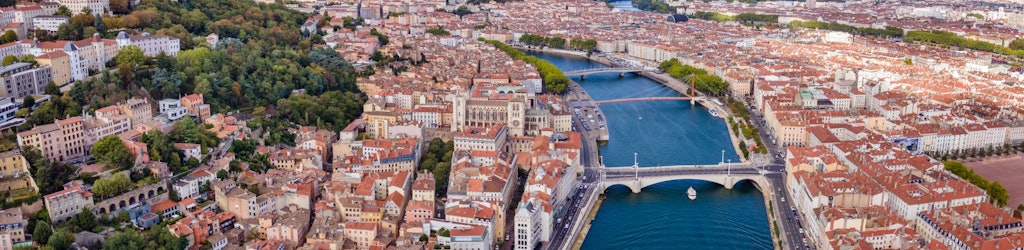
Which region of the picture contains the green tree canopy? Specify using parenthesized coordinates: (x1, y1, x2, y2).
(48, 231, 73, 250)
(91, 172, 133, 198)
(115, 45, 146, 68)
(90, 135, 134, 168)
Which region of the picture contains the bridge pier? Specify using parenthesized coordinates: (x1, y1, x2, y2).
(723, 175, 735, 190)
(618, 72, 624, 78)
(580, 75, 585, 81)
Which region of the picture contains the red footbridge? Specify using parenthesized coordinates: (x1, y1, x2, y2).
(594, 96, 702, 105)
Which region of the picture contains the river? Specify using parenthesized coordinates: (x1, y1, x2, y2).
(527, 50, 772, 249)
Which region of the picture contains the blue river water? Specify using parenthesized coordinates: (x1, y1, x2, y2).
(526, 51, 772, 249)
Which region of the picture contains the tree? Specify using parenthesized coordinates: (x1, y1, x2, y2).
(369, 28, 389, 45)
(91, 173, 133, 198)
(217, 169, 228, 179)
(432, 162, 451, 194)
(94, 13, 106, 33)
(103, 230, 148, 249)
(1011, 39, 1024, 51)
(56, 5, 72, 17)
(1, 55, 15, 66)
(21, 95, 35, 109)
(426, 26, 450, 36)
(988, 181, 1010, 207)
(33, 222, 52, 244)
(110, 0, 131, 14)
(44, 82, 60, 96)
(48, 231, 73, 250)
(91, 135, 134, 168)
(71, 208, 97, 232)
(0, 30, 15, 44)
(115, 45, 146, 69)
(186, 157, 200, 168)
(229, 160, 242, 173)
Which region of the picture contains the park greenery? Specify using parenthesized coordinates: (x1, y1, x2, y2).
(17, 0, 368, 157)
(692, 11, 736, 22)
(90, 135, 135, 169)
(904, 30, 1024, 58)
(24, 148, 76, 194)
(788, 20, 904, 38)
(420, 138, 455, 194)
(943, 160, 1010, 206)
(692, 11, 778, 26)
(1010, 39, 1024, 51)
(630, 0, 675, 14)
(480, 38, 570, 94)
(658, 58, 730, 95)
(728, 100, 766, 157)
(518, 34, 599, 55)
(102, 228, 189, 250)
(426, 26, 451, 36)
(91, 173, 133, 199)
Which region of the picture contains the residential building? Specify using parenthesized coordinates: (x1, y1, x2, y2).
(0, 97, 17, 128)
(0, 150, 28, 177)
(43, 181, 94, 223)
(34, 50, 71, 85)
(0, 62, 50, 99)
(343, 222, 377, 249)
(453, 123, 508, 153)
(179, 94, 210, 121)
(30, 15, 67, 33)
(212, 181, 274, 219)
(267, 148, 322, 172)
(174, 143, 201, 160)
(0, 208, 26, 244)
(265, 207, 311, 248)
(116, 32, 180, 57)
(450, 225, 492, 250)
(514, 198, 545, 250)
(119, 97, 152, 128)
(51, 0, 109, 15)
(17, 116, 87, 162)
(83, 105, 132, 147)
(158, 98, 188, 121)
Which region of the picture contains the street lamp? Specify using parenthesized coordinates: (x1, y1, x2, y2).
(721, 150, 725, 165)
(727, 159, 731, 176)
(633, 152, 639, 180)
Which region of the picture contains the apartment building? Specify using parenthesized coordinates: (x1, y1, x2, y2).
(120, 97, 152, 128)
(52, 0, 109, 15)
(34, 50, 71, 85)
(212, 181, 274, 219)
(179, 94, 210, 121)
(43, 181, 94, 223)
(116, 32, 180, 57)
(17, 116, 86, 162)
(0, 208, 26, 246)
(453, 123, 508, 153)
(0, 62, 50, 99)
(83, 105, 131, 147)
(0, 150, 28, 177)
(30, 15, 67, 33)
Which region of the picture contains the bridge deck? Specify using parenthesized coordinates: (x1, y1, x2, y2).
(563, 67, 645, 76)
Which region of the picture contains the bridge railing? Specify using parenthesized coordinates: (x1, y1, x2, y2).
(563, 67, 645, 75)
(602, 163, 751, 172)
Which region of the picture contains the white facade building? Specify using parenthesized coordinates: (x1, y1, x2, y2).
(116, 31, 180, 57)
(31, 16, 68, 33)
